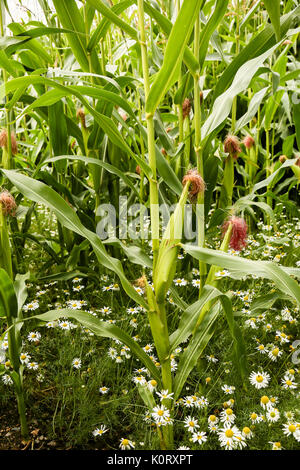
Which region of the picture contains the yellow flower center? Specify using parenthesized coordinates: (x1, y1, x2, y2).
(272, 348, 279, 356)
(261, 396, 269, 404)
(286, 380, 292, 386)
(226, 408, 233, 415)
(209, 415, 216, 422)
(243, 427, 251, 435)
(189, 421, 194, 427)
(225, 429, 234, 438)
(256, 375, 264, 383)
(251, 413, 257, 420)
(150, 380, 157, 387)
(157, 410, 164, 416)
(122, 439, 129, 446)
(288, 425, 296, 433)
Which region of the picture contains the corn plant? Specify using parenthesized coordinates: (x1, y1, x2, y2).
(0, 0, 300, 449)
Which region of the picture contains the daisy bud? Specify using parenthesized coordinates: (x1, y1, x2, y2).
(76, 108, 86, 129)
(224, 135, 241, 159)
(0, 190, 17, 217)
(182, 98, 191, 120)
(0, 129, 18, 155)
(279, 155, 287, 164)
(182, 169, 205, 202)
(221, 216, 248, 251)
(243, 135, 255, 149)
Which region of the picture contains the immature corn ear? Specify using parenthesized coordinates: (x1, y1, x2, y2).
(0, 129, 18, 155)
(291, 157, 300, 181)
(153, 171, 204, 303)
(153, 185, 188, 303)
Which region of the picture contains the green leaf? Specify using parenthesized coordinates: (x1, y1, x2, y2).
(146, 0, 203, 115)
(42, 155, 140, 198)
(264, 0, 281, 41)
(181, 245, 300, 306)
(202, 43, 279, 141)
(13, 272, 30, 314)
(199, 0, 229, 70)
(212, 6, 300, 102)
(86, 0, 138, 41)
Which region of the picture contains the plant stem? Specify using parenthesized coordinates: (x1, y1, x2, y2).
(193, 12, 206, 294)
(137, 0, 160, 269)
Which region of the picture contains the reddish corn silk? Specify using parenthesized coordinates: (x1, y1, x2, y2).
(224, 135, 241, 159)
(135, 165, 141, 175)
(76, 109, 86, 128)
(296, 157, 300, 168)
(0, 129, 18, 155)
(222, 216, 248, 251)
(0, 190, 17, 217)
(182, 168, 205, 202)
(243, 135, 255, 149)
(279, 155, 287, 164)
(182, 98, 192, 120)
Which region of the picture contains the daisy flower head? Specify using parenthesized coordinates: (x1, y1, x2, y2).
(196, 396, 209, 409)
(119, 438, 135, 450)
(173, 278, 188, 286)
(218, 422, 243, 450)
(275, 330, 290, 344)
(268, 347, 283, 362)
(151, 405, 170, 424)
(242, 427, 253, 439)
(249, 371, 270, 389)
(156, 389, 174, 401)
(2, 374, 13, 385)
(27, 331, 41, 343)
(208, 415, 219, 426)
(92, 425, 109, 437)
(260, 395, 273, 410)
(99, 386, 109, 394)
(27, 361, 39, 370)
(221, 384, 235, 395)
(133, 375, 147, 386)
(256, 343, 267, 354)
(183, 416, 200, 433)
(266, 408, 280, 423)
(281, 375, 298, 390)
(215, 270, 231, 278)
(23, 301, 39, 312)
(282, 422, 300, 440)
(269, 441, 283, 450)
(249, 412, 263, 424)
(147, 379, 158, 392)
(206, 354, 218, 363)
(220, 408, 236, 424)
(191, 431, 207, 445)
(72, 358, 82, 369)
(100, 306, 112, 315)
(20, 352, 31, 364)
